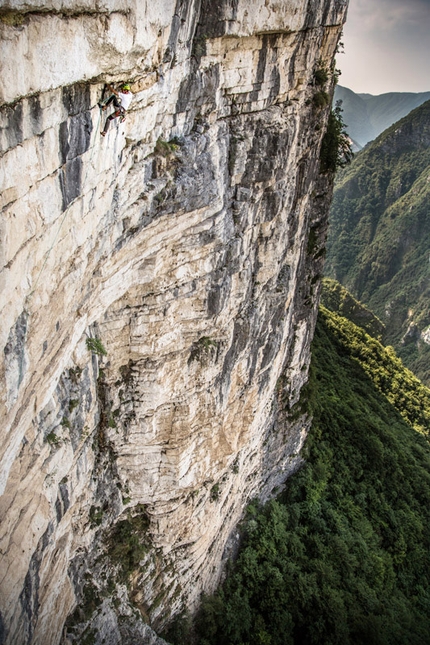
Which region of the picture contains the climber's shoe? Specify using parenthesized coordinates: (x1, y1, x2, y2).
(101, 131, 106, 137)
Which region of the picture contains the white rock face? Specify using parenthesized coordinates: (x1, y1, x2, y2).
(0, 1, 347, 643)
(421, 326, 430, 345)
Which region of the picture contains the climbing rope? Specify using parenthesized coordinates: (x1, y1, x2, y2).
(28, 102, 102, 298)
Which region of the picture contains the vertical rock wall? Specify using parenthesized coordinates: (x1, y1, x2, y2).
(0, 1, 347, 643)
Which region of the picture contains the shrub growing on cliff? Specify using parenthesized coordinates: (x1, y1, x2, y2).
(86, 336, 107, 357)
(155, 137, 180, 157)
(320, 101, 353, 173)
(0, 11, 25, 26)
(45, 431, 61, 448)
(313, 90, 330, 108)
(210, 484, 220, 502)
(189, 336, 218, 363)
(107, 505, 150, 582)
(314, 65, 329, 86)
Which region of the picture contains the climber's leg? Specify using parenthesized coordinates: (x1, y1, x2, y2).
(101, 109, 122, 136)
(101, 112, 116, 135)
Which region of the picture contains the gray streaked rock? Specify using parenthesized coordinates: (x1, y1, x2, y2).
(0, 1, 346, 643)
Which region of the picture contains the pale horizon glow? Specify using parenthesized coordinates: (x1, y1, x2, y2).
(339, 0, 430, 95)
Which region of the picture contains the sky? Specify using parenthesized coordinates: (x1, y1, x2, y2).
(339, 0, 430, 95)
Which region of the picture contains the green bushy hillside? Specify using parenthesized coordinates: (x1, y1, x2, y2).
(326, 100, 430, 384)
(167, 307, 430, 645)
(321, 277, 385, 339)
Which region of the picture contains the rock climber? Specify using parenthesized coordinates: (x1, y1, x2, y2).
(100, 83, 133, 136)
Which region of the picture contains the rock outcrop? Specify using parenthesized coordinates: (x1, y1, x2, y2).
(0, 1, 347, 643)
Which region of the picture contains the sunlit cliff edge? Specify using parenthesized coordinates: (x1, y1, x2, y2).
(0, 1, 347, 643)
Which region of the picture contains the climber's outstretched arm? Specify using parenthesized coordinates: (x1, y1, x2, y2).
(106, 83, 119, 96)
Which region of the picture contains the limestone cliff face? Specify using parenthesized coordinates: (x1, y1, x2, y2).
(0, 1, 347, 643)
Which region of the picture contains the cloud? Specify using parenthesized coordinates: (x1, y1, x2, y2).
(347, 0, 430, 31)
(339, 0, 430, 93)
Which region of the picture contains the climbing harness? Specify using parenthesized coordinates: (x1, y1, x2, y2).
(100, 83, 130, 136)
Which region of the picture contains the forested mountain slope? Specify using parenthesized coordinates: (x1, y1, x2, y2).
(326, 99, 430, 384)
(166, 305, 430, 645)
(320, 277, 385, 339)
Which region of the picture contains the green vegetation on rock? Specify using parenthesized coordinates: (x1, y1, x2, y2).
(86, 336, 108, 357)
(326, 99, 430, 384)
(176, 307, 430, 645)
(107, 504, 151, 583)
(319, 102, 353, 173)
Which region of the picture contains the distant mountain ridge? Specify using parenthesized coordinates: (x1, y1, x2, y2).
(326, 99, 430, 385)
(334, 85, 430, 149)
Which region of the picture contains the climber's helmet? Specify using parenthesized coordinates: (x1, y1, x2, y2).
(122, 84, 131, 92)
